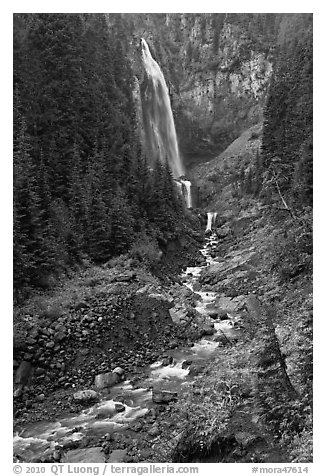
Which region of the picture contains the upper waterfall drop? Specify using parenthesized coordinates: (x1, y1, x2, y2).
(140, 38, 185, 179)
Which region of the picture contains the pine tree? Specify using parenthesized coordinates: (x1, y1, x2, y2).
(261, 15, 312, 210)
(86, 192, 112, 263)
(108, 190, 135, 256)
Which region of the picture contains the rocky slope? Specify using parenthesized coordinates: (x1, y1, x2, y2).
(189, 122, 262, 212)
(13, 231, 206, 427)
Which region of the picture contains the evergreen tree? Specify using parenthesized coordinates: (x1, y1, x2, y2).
(108, 190, 135, 256)
(261, 15, 312, 210)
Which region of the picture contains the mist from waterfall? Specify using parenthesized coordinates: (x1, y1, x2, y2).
(141, 38, 184, 178)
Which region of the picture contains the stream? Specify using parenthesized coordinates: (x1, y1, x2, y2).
(13, 233, 240, 463)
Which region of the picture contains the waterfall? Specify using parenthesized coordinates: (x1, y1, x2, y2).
(175, 181, 183, 196)
(180, 179, 192, 208)
(141, 38, 184, 179)
(174, 180, 192, 208)
(205, 212, 218, 232)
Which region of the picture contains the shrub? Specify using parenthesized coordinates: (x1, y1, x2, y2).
(268, 209, 312, 282)
(129, 233, 161, 268)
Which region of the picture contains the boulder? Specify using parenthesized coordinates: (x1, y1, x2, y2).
(234, 432, 262, 448)
(94, 372, 120, 389)
(169, 308, 188, 324)
(216, 226, 230, 239)
(192, 282, 202, 292)
(152, 390, 177, 404)
(75, 301, 87, 311)
(107, 449, 128, 463)
(188, 362, 206, 376)
(213, 334, 228, 345)
(217, 312, 228, 320)
(95, 408, 116, 419)
(161, 356, 173, 366)
(54, 330, 66, 342)
(181, 360, 192, 369)
(62, 447, 105, 463)
(115, 403, 125, 413)
(26, 337, 37, 345)
(13, 386, 23, 398)
(73, 390, 98, 403)
(206, 308, 219, 319)
(114, 271, 136, 282)
(112, 367, 124, 377)
(169, 340, 178, 349)
(149, 293, 174, 304)
(148, 425, 161, 437)
(217, 296, 238, 314)
(15, 361, 33, 386)
(202, 326, 215, 336)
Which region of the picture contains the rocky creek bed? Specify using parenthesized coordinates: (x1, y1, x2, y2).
(14, 228, 246, 463)
(14, 209, 305, 463)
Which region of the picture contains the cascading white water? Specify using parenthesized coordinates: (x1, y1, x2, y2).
(175, 181, 183, 196)
(174, 180, 192, 208)
(205, 212, 218, 232)
(180, 179, 192, 208)
(141, 38, 184, 178)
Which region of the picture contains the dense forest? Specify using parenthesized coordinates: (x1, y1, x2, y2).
(13, 13, 185, 298)
(237, 14, 313, 283)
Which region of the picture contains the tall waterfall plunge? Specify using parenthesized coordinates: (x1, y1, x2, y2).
(141, 38, 192, 207)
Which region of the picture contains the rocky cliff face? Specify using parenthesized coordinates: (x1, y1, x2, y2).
(125, 13, 278, 169)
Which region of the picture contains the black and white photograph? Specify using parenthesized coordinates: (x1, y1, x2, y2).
(12, 8, 313, 467)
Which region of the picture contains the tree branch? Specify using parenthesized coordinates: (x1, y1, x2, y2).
(272, 172, 295, 219)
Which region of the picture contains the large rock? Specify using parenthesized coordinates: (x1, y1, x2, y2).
(112, 367, 125, 377)
(216, 226, 230, 239)
(234, 432, 262, 448)
(206, 308, 219, 319)
(169, 308, 188, 324)
(73, 390, 98, 403)
(107, 449, 128, 463)
(188, 362, 207, 376)
(182, 360, 192, 369)
(201, 326, 215, 336)
(213, 334, 228, 345)
(15, 361, 33, 386)
(94, 372, 120, 389)
(148, 424, 161, 437)
(149, 292, 174, 304)
(192, 282, 202, 292)
(161, 356, 173, 366)
(114, 271, 136, 282)
(62, 447, 105, 463)
(217, 296, 239, 313)
(152, 390, 177, 404)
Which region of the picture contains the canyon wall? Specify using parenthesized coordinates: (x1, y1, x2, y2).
(122, 13, 278, 169)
